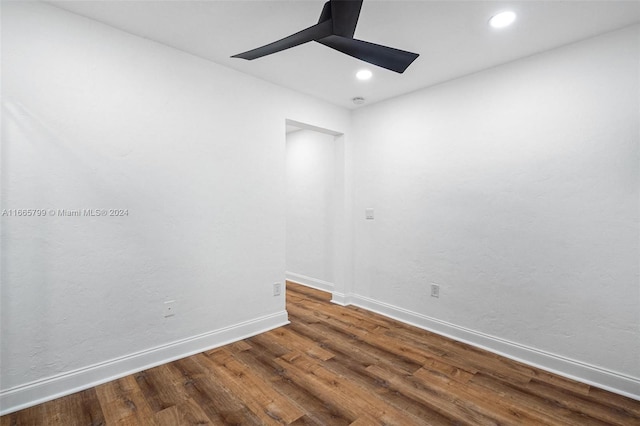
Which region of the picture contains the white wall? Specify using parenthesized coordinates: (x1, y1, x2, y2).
(350, 25, 639, 397)
(286, 129, 337, 290)
(0, 1, 349, 413)
(2, 0, 638, 411)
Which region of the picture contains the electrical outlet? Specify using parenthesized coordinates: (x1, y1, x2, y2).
(365, 208, 375, 220)
(430, 284, 440, 298)
(273, 282, 282, 296)
(164, 300, 176, 317)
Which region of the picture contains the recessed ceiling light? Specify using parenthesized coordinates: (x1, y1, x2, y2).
(489, 11, 516, 29)
(356, 69, 372, 80)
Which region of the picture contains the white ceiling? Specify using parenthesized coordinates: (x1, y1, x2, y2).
(48, 0, 640, 109)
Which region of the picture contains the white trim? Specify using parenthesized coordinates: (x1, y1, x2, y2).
(348, 293, 640, 401)
(330, 292, 353, 306)
(0, 311, 289, 415)
(285, 119, 343, 137)
(285, 272, 334, 292)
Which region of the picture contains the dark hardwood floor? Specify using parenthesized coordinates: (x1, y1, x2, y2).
(2, 281, 639, 425)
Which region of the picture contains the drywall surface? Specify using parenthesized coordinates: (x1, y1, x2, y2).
(350, 25, 639, 385)
(0, 1, 349, 411)
(286, 129, 337, 288)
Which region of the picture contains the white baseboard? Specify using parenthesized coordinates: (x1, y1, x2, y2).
(285, 271, 334, 293)
(0, 311, 289, 416)
(330, 291, 352, 306)
(348, 293, 640, 401)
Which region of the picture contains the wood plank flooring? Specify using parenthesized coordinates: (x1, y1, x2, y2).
(2, 282, 639, 425)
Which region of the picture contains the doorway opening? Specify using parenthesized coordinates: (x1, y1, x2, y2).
(284, 119, 349, 303)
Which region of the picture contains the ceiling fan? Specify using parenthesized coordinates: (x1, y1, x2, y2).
(231, 0, 419, 74)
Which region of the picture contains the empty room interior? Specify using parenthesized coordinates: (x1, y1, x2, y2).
(1, 0, 639, 424)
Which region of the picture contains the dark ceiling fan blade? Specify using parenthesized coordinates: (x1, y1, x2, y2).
(317, 35, 419, 73)
(330, 0, 363, 38)
(232, 0, 420, 72)
(232, 20, 333, 60)
(317, 1, 332, 24)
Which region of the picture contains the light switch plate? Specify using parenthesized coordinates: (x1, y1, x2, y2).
(365, 208, 374, 220)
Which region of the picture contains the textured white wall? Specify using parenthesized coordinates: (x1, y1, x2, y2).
(351, 25, 639, 383)
(286, 129, 337, 286)
(0, 1, 349, 408)
(2, 0, 638, 409)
